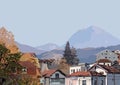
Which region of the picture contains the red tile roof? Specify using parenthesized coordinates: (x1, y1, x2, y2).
(99, 65, 120, 73)
(19, 61, 37, 75)
(69, 71, 104, 77)
(42, 69, 56, 77)
(96, 59, 112, 63)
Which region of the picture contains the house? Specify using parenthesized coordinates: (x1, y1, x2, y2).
(96, 59, 112, 66)
(19, 53, 41, 85)
(19, 61, 41, 85)
(89, 64, 120, 85)
(96, 49, 118, 63)
(70, 63, 89, 74)
(19, 61, 40, 77)
(66, 71, 106, 85)
(41, 69, 66, 85)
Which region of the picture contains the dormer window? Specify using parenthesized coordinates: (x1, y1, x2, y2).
(22, 67, 27, 73)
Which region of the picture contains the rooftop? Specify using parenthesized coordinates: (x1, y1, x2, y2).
(69, 71, 105, 77)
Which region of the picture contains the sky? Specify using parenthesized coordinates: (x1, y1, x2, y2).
(0, 0, 120, 47)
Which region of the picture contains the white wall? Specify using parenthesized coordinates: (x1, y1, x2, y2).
(51, 71, 65, 78)
(66, 76, 105, 85)
(78, 77, 91, 85)
(70, 64, 87, 74)
(70, 66, 82, 74)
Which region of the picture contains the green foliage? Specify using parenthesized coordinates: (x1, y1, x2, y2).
(0, 44, 23, 84)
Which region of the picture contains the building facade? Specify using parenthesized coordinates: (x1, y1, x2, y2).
(41, 69, 66, 85)
(66, 71, 106, 85)
(70, 63, 88, 74)
(89, 64, 120, 85)
(96, 49, 118, 63)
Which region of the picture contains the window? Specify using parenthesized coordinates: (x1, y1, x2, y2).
(82, 80, 86, 85)
(101, 80, 104, 85)
(22, 67, 27, 74)
(22, 67, 27, 73)
(73, 69, 75, 73)
(94, 79, 97, 85)
(55, 73, 59, 78)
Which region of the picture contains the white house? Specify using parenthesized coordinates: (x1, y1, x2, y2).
(96, 59, 112, 66)
(41, 69, 66, 85)
(96, 49, 118, 63)
(89, 64, 120, 85)
(66, 71, 106, 85)
(70, 63, 88, 74)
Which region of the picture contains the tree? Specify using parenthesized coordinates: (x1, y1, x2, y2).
(63, 41, 79, 65)
(58, 57, 70, 75)
(71, 47, 79, 65)
(0, 44, 22, 84)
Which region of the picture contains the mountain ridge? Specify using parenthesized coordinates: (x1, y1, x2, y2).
(16, 42, 45, 55)
(36, 43, 60, 51)
(38, 44, 120, 63)
(69, 26, 120, 48)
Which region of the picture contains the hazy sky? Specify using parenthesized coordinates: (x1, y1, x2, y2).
(0, 0, 120, 47)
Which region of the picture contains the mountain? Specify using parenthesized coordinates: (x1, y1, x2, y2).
(36, 43, 60, 51)
(16, 42, 45, 55)
(69, 26, 120, 48)
(38, 44, 120, 63)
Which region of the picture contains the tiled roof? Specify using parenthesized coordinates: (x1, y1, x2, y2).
(96, 59, 112, 63)
(19, 61, 37, 75)
(99, 65, 120, 73)
(89, 64, 120, 73)
(42, 69, 56, 77)
(39, 59, 55, 63)
(69, 71, 104, 77)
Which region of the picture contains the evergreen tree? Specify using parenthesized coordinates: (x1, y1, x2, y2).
(63, 41, 79, 65)
(71, 47, 79, 65)
(63, 41, 71, 61)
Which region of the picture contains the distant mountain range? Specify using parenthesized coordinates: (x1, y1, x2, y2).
(69, 26, 120, 48)
(16, 42, 61, 55)
(38, 44, 120, 63)
(36, 43, 60, 51)
(16, 42, 45, 55)
(1, 26, 120, 63)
